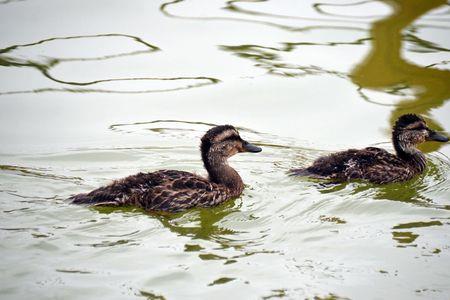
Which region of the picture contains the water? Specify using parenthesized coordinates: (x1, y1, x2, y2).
(1, 0, 450, 299)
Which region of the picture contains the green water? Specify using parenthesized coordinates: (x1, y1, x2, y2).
(1, 0, 450, 299)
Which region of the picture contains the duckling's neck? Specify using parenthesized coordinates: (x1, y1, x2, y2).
(393, 135, 426, 173)
(203, 151, 244, 194)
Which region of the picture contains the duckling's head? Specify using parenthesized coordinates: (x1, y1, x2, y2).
(201, 125, 262, 162)
(393, 114, 448, 151)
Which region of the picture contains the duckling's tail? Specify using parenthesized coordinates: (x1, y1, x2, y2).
(289, 168, 313, 177)
(69, 193, 93, 204)
(69, 193, 124, 207)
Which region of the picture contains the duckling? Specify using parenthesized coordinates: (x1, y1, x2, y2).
(291, 114, 448, 184)
(70, 125, 262, 213)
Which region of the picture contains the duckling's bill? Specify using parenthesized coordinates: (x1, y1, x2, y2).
(243, 141, 262, 153)
(427, 130, 449, 142)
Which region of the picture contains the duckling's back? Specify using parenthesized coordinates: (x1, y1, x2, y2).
(70, 170, 232, 212)
(292, 147, 417, 184)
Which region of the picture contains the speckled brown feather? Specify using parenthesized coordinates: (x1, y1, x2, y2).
(70, 170, 234, 212)
(293, 147, 419, 184)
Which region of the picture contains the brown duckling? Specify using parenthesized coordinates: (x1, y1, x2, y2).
(70, 125, 262, 212)
(291, 114, 449, 184)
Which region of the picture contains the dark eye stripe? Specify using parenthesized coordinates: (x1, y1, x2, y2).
(408, 122, 427, 130)
(223, 136, 241, 142)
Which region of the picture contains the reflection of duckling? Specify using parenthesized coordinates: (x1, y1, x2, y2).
(70, 125, 262, 212)
(291, 114, 449, 184)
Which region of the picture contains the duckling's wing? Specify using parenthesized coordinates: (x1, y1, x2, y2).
(303, 149, 361, 178)
(345, 148, 409, 183)
(137, 171, 231, 212)
(71, 170, 232, 212)
(141, 187, 230, 212)
(302, 147, 411, 183)
(359, 147, 404, 167)
(69, 172, 165, 206)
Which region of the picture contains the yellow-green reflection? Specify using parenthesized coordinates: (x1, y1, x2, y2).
(392, 220, 443, 247)
(351, 0, 450, 152)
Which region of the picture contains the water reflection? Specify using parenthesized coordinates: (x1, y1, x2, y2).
(139, 290, 167, 300)
(0, 164, 83, 183)
(0, 0, 25, 4)
(93, 199, 272, 257)
(160, 0, 368, 32)
(220, 28, 367, 77)
(313, 1, 386, 19)
(155, 203, 240, 241)
(109, 119, 263, 139)
(351, 0, 450, 152)
(0, 34, 219, 95)
(392, 220, 443, 248)
(160, 0, 304, 32)
(223, 0, 369, 24)
(216, 0, 449, 153)
(0, 77, 219, 95)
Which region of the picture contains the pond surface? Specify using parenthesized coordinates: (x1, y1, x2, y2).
(1, 0, 450, 299)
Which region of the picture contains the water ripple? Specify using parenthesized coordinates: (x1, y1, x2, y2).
(0, 34, 220, 95)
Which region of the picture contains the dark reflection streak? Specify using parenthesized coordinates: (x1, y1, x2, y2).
(110, 119, 217, 131)
(6, 192, 59, 200)
(393, 221, 443, 229)
(48, 50, 154, 64)
(435, 150, 450, 163)
(0, 227, 38, 231)
(220, 33, 369, 77)
(0, 33, 222, 94)
(109, 119, 261, 134)
(0, 34, 160, 86)
(313, 0, 386, 19)
(224, 36, 371, 52)
(0, 189, 17, 193)
(160, 0, 367, 33)
(224, 0, 368, 23)
(356, 87, 397, 107)
(0, 164, 83, 183)
(0, 0, 25, 4)
(55, 269, 93, 274)
(161, 0, 304, 32)
(355, 85, 433, 108)
(0, 33, 159, 55)
(404, 33, 450, 53)
(103, 230, 140, 237)
(23, 74, 218, 87)
(391, 221, 444, 247)
(358, 85, 450, 111)
(0, 77, 218, 95)
(314, 1, 450, 24)
(426, 60, 450, 68)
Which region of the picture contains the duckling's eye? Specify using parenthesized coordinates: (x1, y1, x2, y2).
(221, 143, 231, 151)
(411, 124, 426, 131)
